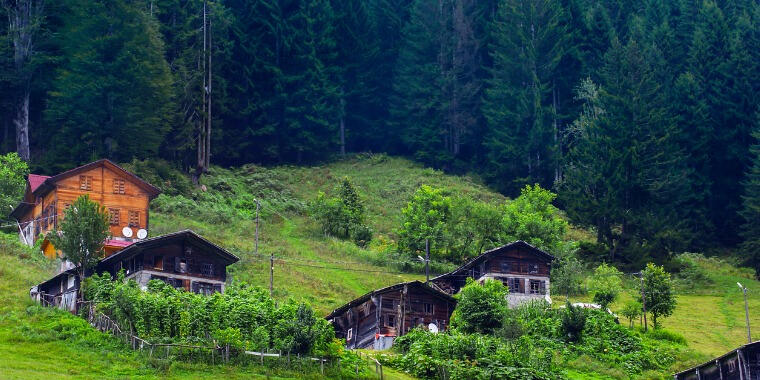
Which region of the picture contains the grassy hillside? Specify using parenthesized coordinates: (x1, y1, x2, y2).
(138, 154, 505, 315)
(3, 154, 760, 379)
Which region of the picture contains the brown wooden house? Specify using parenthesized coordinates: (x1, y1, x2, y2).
(326, 281, 457, 350)
(9, 159, 160, 258)
(432, 240, 554, 307)
(674, 340, 760, 379)
(32, 230, 239, 311)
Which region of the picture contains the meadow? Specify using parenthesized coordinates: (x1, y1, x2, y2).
(2, 155, 760, 379)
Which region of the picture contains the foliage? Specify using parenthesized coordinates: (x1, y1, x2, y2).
(397, 185, 452, 258)
(388, 328, 561, 380)
(588, 263, 623, 309)
(83, 275, 337, 357)
(450, 278, 509, 334)
(621, 301, 642, 328)
(308, 177, 372, 246)
(561, 301, 587, 342)
(501, 185, 568, 253)
(641, 263, 677, 329)
(47, 195, 110, 285)
(551, 255, 586, 297)
(0, 152, 28, 222)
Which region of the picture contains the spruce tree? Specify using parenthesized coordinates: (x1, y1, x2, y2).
(561, 38, 689, 261)
(741, 111, 760, 270)
(481, 0, 567, 193)
(45, 0, 174, 165)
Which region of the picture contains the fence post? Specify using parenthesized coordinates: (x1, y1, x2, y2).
(320, 358, 324, 375)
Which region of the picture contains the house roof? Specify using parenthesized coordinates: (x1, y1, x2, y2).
(10, 159, 160, 220)
(325, 280, 457, 320)
(431, 240, 555, 283)
(28, 174, 50, 193)
(98, 229, 239, 266)
(673, 340, 760, 376)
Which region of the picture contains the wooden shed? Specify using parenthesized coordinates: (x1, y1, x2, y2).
(326, 281, 457, 350)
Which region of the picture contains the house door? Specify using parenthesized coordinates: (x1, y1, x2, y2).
(183, 279, 191, 292)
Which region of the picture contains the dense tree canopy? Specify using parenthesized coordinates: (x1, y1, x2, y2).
(1, 0, 759, 267)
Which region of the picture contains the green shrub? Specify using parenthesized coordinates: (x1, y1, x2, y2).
(450, 278, 509, 334)
(561, 302, 587, 342)
(308, 177, 372, 246)
(646, 329, 687, 345)
(83, 273, 336, 357)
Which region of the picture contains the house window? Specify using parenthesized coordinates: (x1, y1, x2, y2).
(385, 314, 396, 327)
(108, 208, 120, 225)
(175, 258, 188, 273)
(381, 298, 395, 310)
(530, 280, 544, 294)
(201, 263, 214, 276)
(128, 210, 140, 227)
(113, 178, 125, 194)
(79, 175, 93, 190)
(500, 261, 511, 272)
(507, 278, 521, 293)
(424, 303, 433, 314)
(728, 359, 736, 372)
(67, 275, 75, 289)
(346, 328, 353, 341)
(529, 264, 539, 274)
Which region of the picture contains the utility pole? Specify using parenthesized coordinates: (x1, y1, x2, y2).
(739, 282, 752, 343)
(639, 272, 648, 332)
(255, 199, 260, 256)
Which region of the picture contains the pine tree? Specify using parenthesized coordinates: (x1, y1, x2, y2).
(481, 0, 567, 193)
(740, 111, 760, 270)
(45, 0, 174, 165)
(391, 0, 484, 168)
(561, 38, 689, 261)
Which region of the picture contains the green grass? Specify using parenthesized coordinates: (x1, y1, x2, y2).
(5, 155, 760, 379)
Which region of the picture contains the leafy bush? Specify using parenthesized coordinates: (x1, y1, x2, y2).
(588, 263, 623, 309)
(621, 300, 642, 328)
(388, 329, 561, 380)
(561, 301, 587, 342)
(669, 253, 714, 293)
(450, 278, 509, 334)
(308, 177, 372, 246)
(641, 263, 676, 329)
(646, 328, 687, 345)
(0, 152, 28, 224)
(501, 184, 568, 253)
(83, 273, 336, 357)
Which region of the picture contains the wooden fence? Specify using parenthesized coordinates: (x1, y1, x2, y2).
(32, 294, 385, 378)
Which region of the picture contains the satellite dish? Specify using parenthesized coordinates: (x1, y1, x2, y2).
(137, 229, 148, 239)
(428, 323, 438, 334)
(122, 227, 133, 238)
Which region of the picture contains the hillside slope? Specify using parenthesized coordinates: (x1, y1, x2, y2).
(3, 155, 760, 379)
(138, 154, 505, 314)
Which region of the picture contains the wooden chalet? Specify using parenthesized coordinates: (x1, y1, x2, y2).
(9, 159, 160, 258)
(31, 230, 239, 311)
(431, 240, 554, 307)
(674, 340, 760, 379)
(326, 281, 457, 350)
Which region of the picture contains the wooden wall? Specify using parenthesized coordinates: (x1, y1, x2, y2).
(54, 165, 151, 239)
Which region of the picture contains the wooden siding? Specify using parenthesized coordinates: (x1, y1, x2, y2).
(17, 163, 154, 258)
(330, 283, 456, 350)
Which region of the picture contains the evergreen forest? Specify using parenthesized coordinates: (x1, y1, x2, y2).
(2, 0, 759, 269)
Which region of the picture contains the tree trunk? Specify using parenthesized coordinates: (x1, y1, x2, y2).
(14, 88, 30, 161)
(5, 0, 42, 162)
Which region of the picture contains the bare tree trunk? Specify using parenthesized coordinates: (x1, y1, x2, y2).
(205, 6, 211, 170)
(14, 88, 30, 161)
(4, 0, 42, 162)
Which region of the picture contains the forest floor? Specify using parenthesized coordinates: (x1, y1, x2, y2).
(1, 154, 759, 379)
